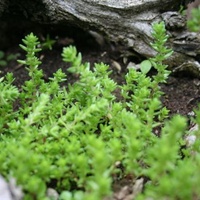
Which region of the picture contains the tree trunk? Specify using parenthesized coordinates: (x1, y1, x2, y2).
(0, 0, 200, 76)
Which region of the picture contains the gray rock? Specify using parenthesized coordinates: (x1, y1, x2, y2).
(0, 176, 23, 200)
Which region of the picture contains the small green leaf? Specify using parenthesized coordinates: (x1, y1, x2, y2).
(0, 51, 5, 59)
(164, 51, 173, 59)
(7, 53, 20, 61)
(59, 191, 72, 200)
(17, 59, 27, 65)
(140, 60, 152, 74)
(0, 60, 7, 66)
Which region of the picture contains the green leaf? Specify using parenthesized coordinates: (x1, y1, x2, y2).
(59, 191, 73, 200)
(140, 60, 152, 74)
(164, 51, 173, 59)
(6, 53, 19, 61)
(0, 60, 7, 66)
(0, 51, 5, 59)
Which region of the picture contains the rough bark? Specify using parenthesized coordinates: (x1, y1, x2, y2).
(0, 0, 200, 76)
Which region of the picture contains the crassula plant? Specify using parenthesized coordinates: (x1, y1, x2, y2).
(0, 22, 200, 200)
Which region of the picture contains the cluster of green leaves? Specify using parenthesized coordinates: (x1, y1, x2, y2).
(0, 22, 200, 200)
(187, 6, 200, 32)
(40, 34, 56, 50)
(0, 50, 19, 67)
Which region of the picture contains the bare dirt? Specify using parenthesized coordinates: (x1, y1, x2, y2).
(1, 26, 200, 200)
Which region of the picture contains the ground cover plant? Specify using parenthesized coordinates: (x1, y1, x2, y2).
(0, 21, 200, 200)
(187, 5, 200, 32)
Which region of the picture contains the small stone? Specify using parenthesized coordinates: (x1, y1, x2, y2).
(112, 60, 121, 73)
(132, 178, 143, 196)
(0, 176, 13, 200)
(193, 79, 200, 86)
(185, 134, 197, 147)
(0, 176, 23, 200)
(46, 188, 59, 200)
(127, 62, 140, 71)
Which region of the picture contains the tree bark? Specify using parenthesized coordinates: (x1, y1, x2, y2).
(0, 0, 200, 76)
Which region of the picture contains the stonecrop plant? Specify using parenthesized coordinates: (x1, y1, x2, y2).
(0, 21, 200, 200)
(0, 50, 19, 67)
(187, 5, 200, 32)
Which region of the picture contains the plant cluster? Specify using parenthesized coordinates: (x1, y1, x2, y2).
(187, 5, 200, 32)
(0, 22, 200, 200)
(0, 50, 19, 67)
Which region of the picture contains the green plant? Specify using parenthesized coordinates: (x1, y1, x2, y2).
(187, 6, 200, 32)
(178, 5, 186, 16)
(0, 51, 7, 66)
(0, 50, 19, 67)
(0, 21, 200, 200)
(122, 21, 172, 129)
(41, 34, 56, 50)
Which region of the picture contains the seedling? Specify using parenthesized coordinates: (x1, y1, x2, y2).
(41, 34, 56, 50)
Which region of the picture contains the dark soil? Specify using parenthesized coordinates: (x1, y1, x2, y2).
(1, 27, 200, 200)
(2, 30, 200, 116)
